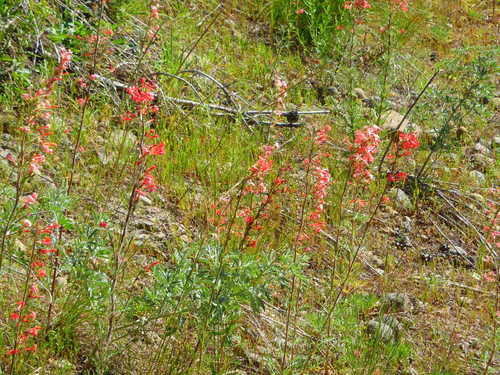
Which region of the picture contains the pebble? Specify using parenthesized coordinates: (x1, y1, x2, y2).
(382, 110, 420, 133)
(380, 293, 412, 312)
(395, 189, 413, 210)
(473, 142, 490, 155)
(469, 170, 486, 184)
(472, 153, 494, 169)
(366, 320, 395, 342)
(353, 87, 369, 100)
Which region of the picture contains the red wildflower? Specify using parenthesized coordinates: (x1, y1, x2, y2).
(149, 143, 165, 155)
(250, 146, 274, 177)
(145, 129, 159, 138)
(349, 126, 381, 181)
(29, 284, 41, 299)
(399, 131, 420, 150)
(126, 79, 156, 103)
(121, 112, 137, 122)
(151, 5, 160, 18)
(26, 326, 42, 337)
(36, 269, 47, 278)
(354, 0, 371, 9)
(9, 312, 20, 320)
(21, 219, 32, 228)
(315, 125, 331, 145)
(40, 141, 57, 154)
(99, 221, 108, 228)
(23, 193, 38, 207)
(7, 349, 21, 356)
(22, 311, 36, 322)
(296, 8, 305, 15)
(387, 171, 408, 182)
(41, 236, 52, 245)
(393, 0, 409, 12)
(25, 345, 37, 352)
(38, 223, 60, 234)
(39, 248, 58, 254)
(144, 260, 160, 272)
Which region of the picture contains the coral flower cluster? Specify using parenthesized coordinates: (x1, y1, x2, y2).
(349, 125, 381, 181)
(7, 222, 60, 356)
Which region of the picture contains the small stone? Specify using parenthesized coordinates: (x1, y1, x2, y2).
(402, 216, 413, 232)
(472, 153, 494, 169)
(364, 250, 385, 268)
(326, 87, 340, 96)
(362, 97, 375, 108)
(139, 195, 152, 205)
(382, 316, 404, 339)
(110, 129, 137, 149)
(469, 170, 485, 184)
(135, 218, 155, 230)
(383, 205, 398, 216)
(382, 110, 420, 133)
(353, 87, 368, 100)
(366, 320, 395, 342)
(491, 136, 500, 148)
(473, 142, 490, 155)
(56, 276, 68, 289)
(395, 189, 413, 210)
(14, 239, 27, 252)
(32, 174, 57, 189)
(46, 359, 76, 372)
(380, 293, 412, 312)
(470, 193, 485, 203)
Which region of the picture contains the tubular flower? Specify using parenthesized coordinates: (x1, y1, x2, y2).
(249, 145, 274, 177)
(349, 126, 381, 181)
(393, 0, 409, 12)
(398, 131, 420, 150)
(126, 78, 156, 103)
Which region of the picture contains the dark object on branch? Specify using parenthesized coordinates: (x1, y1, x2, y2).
(283, 110, 299, 123)
(92, 73, 330, 128)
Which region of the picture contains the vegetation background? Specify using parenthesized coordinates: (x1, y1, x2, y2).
(0, 0, 498, 374)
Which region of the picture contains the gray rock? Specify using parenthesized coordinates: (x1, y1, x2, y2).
(381, 293, 412, 312)
(382, 110, 420, 133)
(32, 174, 57, 189)
(353, 87, 369, 100)
(469, 170, 486, 184)
(473, 142, 490, 155)
(382, 316, 404, 339)
(472, 153, 494, 169)
(395, 189, 413, 210)
(366, 320, 395, 342)
(402, 216, 413, 232)
(139, 195, 153, 205)
(109, 129, 137, 149)
(470, 193, 485, 203)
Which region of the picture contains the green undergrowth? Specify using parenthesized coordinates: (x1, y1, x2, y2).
(0, 0, 498, 374)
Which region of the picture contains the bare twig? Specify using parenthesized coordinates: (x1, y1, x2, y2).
(180, 69, 241, 111)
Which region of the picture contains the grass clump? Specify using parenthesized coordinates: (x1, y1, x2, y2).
(0, 0, 498, 374)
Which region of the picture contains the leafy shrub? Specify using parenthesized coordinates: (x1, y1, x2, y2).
(269, 0, 348, 55)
